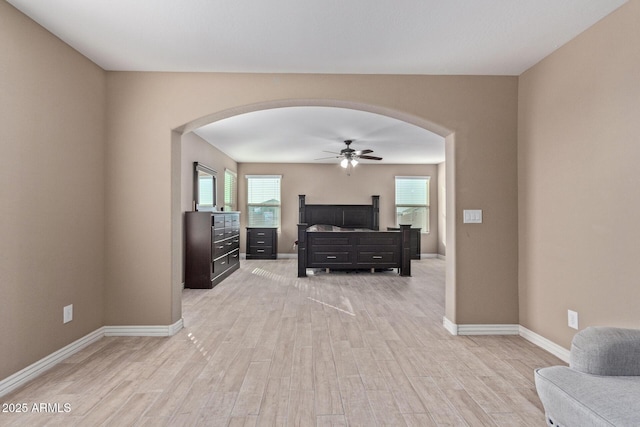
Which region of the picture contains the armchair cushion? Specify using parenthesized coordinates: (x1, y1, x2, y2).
(536, 327, 640, 426)
(570, 327, 640, 376)
(535, 366, 640, 426)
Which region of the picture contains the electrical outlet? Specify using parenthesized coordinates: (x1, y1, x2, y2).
(63, 304, 73, 324)
(568, 310, 578, 329)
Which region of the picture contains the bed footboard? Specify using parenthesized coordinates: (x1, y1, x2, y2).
(297, 223, 411, 278)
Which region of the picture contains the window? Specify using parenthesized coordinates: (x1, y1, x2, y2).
(224, 169, 237, 212)
(246, 175, 281, 228)
(395, 176, 430, 232)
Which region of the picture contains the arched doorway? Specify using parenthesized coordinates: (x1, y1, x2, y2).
(171, 98, 456, 328)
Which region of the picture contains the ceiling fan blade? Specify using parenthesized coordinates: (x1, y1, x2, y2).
(322, 150, 340, 154)
(355, 149, 373, 155)
(314, 155, 340, 160)
(358, 155, 383, 161)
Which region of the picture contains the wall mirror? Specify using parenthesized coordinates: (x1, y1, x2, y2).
(193, 162, 217, 211)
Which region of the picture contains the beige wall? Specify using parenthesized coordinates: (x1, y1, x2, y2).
(518, 1, 640, 348)
(2, 1, 520, 383)
(105, 73, 518, 328)
(5, 0, 638, 386)
(236, 163, 440, 255)
(0, 2, 106, 380)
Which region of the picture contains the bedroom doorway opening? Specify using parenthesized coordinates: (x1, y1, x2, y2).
(172, 99, 456, 327)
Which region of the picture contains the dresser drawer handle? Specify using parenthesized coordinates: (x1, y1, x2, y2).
(257, 249, 265, 253)
(217, 245, 225, 249)
(257, 232, 265, 236)
(372, 256, 383, 259)
(326, 256, 337, 259)
(257, 241, 265, 244)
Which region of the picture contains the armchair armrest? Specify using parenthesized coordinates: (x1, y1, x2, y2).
(570, 326, 640, 376)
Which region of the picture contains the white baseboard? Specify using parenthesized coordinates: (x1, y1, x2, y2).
(0, 319, 183, 397)
(104, 318, 184, 337)
(519, 325, 570, 363)
(442, 318, 519, 335)
(442, 317, 570, 363)
(0, 328, 104, 398)
(442, 316, 458, 335)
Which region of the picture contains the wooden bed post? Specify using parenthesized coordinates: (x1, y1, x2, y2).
(372, 195, 380, 230)
(298, 195, 306, 224)
(297, 223, 308, 277)
(400, 224, 412, 276)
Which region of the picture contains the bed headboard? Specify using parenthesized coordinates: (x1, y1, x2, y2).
(298, 195, 380, 230)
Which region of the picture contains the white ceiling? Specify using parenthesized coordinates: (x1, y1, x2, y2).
(8, 0, 626, 164)
(194, 107, 446, 164)
(8, 0, 626, 75)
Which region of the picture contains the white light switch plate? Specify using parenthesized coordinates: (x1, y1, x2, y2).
(63, 304, 73, 323)
(463, 209, 483, 223)
(568, 310, 579, 329)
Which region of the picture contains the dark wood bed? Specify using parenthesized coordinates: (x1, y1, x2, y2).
(297, 195, 412, 278)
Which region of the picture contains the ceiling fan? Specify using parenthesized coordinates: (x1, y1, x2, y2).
(317, 140, 383, 172)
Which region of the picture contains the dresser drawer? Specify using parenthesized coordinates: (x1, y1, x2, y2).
(225, 214, 239, 227)
(213, 240, 229, 258)
(213, 253, 231, 272)
(249, 246, 273, 256)
(225, 226, 240, 238)
(225, 237, 240, 253)
(212, 215, 226, 229)
(228, 249, 240, 266)
(212, 228, 226, 242)
(249, 233, 273, 246)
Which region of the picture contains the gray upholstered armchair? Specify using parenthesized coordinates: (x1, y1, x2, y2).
(535, 327, 640, 426)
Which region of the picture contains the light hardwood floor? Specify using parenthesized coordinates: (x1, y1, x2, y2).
(1, 259, 562, 426)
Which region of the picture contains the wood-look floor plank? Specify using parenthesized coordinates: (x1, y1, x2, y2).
(231, 361, 271, 416)
(287, 390, 315, 426)
(1, 259, 561, 426)
(255, 377, 289, 427)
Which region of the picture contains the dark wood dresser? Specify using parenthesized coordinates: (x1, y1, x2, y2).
(246, 227, 278, 259)
(185, 211, 240, 288)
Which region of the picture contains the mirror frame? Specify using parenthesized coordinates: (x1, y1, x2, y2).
(193, 162, 217, 211)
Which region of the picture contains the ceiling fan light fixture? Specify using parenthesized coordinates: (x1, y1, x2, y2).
(340, 158, 349, 168)
(350, 158, 358, 167)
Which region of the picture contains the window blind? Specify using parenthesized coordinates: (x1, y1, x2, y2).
(246, 175, 281, 227)
(395, 176, 430, 232)
(224, 169, 237, 211)
(395, 176, 429, 205)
